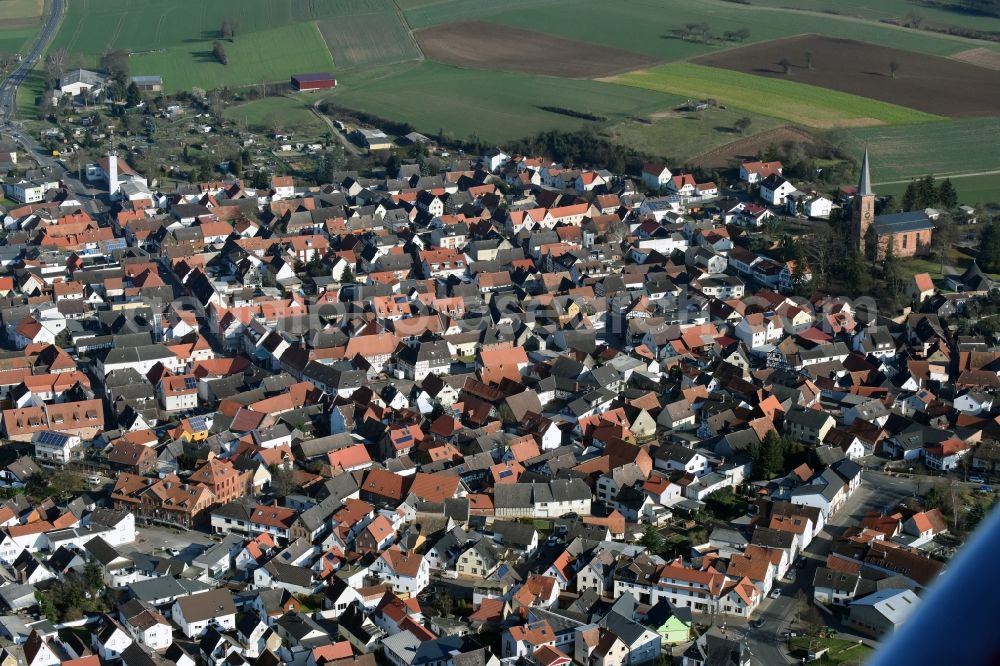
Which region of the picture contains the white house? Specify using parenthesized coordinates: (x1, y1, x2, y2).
(369, 548, 429, 596)
(787, 192, 833, 219)
(56, 69, 106, 97)
(641, 164, 672, 191)
(734, 313, 783, 350)
(3, 179, 60, 204)
(92, 618, 133, 661)
(32, 431, 82, 465)
(759, 175, 797, 206)
(172, 589, 237, 638)
(85, 509, 136, 547)
(121, 603, 173, 651)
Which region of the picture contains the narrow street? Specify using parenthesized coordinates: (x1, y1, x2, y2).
(735, 473, 918, 664)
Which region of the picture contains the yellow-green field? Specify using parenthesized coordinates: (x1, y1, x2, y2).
(606, 63, 941, 128)
(0, 0, 43, 22)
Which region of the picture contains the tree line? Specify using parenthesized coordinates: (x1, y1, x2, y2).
(901, 175, 958, 211)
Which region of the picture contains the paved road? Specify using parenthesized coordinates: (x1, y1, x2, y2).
(0, 0, 64, 125)
(0, 0, 101, 199)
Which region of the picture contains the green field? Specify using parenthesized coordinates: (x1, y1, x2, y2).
(606, 107, 785, 164)
(330, 61, 685, 143)
(879, 173, 1000, 207)
(319, 11, 420, 69)
(224, 95, 327, 135)
(847, 117, 1000, 183)
(609, 63, 939, 128)
(126, 22, 334, 93)
(0, 0, 43, 21)
(403, 0, 564, 29)
(748, 0, 1000, 36)
(475, 0, 990, 60)
(51, 0, 395, 55)
(0, 24, 38, 54)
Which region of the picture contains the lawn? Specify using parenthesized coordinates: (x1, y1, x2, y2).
(606, 106, 785, 164)
(789, 636, 874, 665)
(607, 63, 939, 128)
(124, 22, 335, 93)
(223, 95, 327, 135)
(318, 10, 421, 70)
(330, 61, 685, 144)
(479, 0, 987, 60)
(847, 118, 1000, 184)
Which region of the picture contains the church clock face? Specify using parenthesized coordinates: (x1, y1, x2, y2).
(864, 210, 872, 220)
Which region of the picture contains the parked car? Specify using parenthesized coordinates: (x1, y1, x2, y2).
(751, 618, 765, 628)
(769, 589, 781, 599)
(977, 485, 994, 493)
(969, 475, 985, 484)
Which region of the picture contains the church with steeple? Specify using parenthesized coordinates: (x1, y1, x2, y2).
(851, 148, 935, 259)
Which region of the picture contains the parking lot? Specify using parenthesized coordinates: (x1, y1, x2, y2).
(133, 524, 218, 562)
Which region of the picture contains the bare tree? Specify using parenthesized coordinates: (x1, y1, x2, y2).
(221, 18, 241, 41)
(889, 60, 900, 78)
(779, 58, 793, 75)
(44, 48, 68, 82)
(212, 41, 228, 66)
(734, 116, 752, 135)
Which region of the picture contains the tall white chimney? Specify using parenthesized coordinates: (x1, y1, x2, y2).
(107, 150, 119, 196)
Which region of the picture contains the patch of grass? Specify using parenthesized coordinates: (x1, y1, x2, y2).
(848, 118, 1000, 185)
(606, 106, 784, 164)
(788, 636, 874, 665)
(223, 95, 327, 134)
(330, 61, 685, 144)
(318, 10, 421, 70)
(125, 22, 335, 93)
(13, 66, 46, 120)
(608, 63, 940, 128)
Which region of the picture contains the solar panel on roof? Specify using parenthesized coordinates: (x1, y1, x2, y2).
(190, 416, 208, 431)
(397, 434, 413, 443)
(183, 377, 198, 390)
(498, 469, 513, 479)
(37, 431, 67, 446)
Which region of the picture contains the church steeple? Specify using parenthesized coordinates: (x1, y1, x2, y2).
(857, 146, 873, 196)
(852, 147, 876, 255)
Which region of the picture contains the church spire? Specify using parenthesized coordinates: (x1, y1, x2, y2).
(857, 147, 873, 196)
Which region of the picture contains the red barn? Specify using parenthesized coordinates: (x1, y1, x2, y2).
(291, 73, 336, 91)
